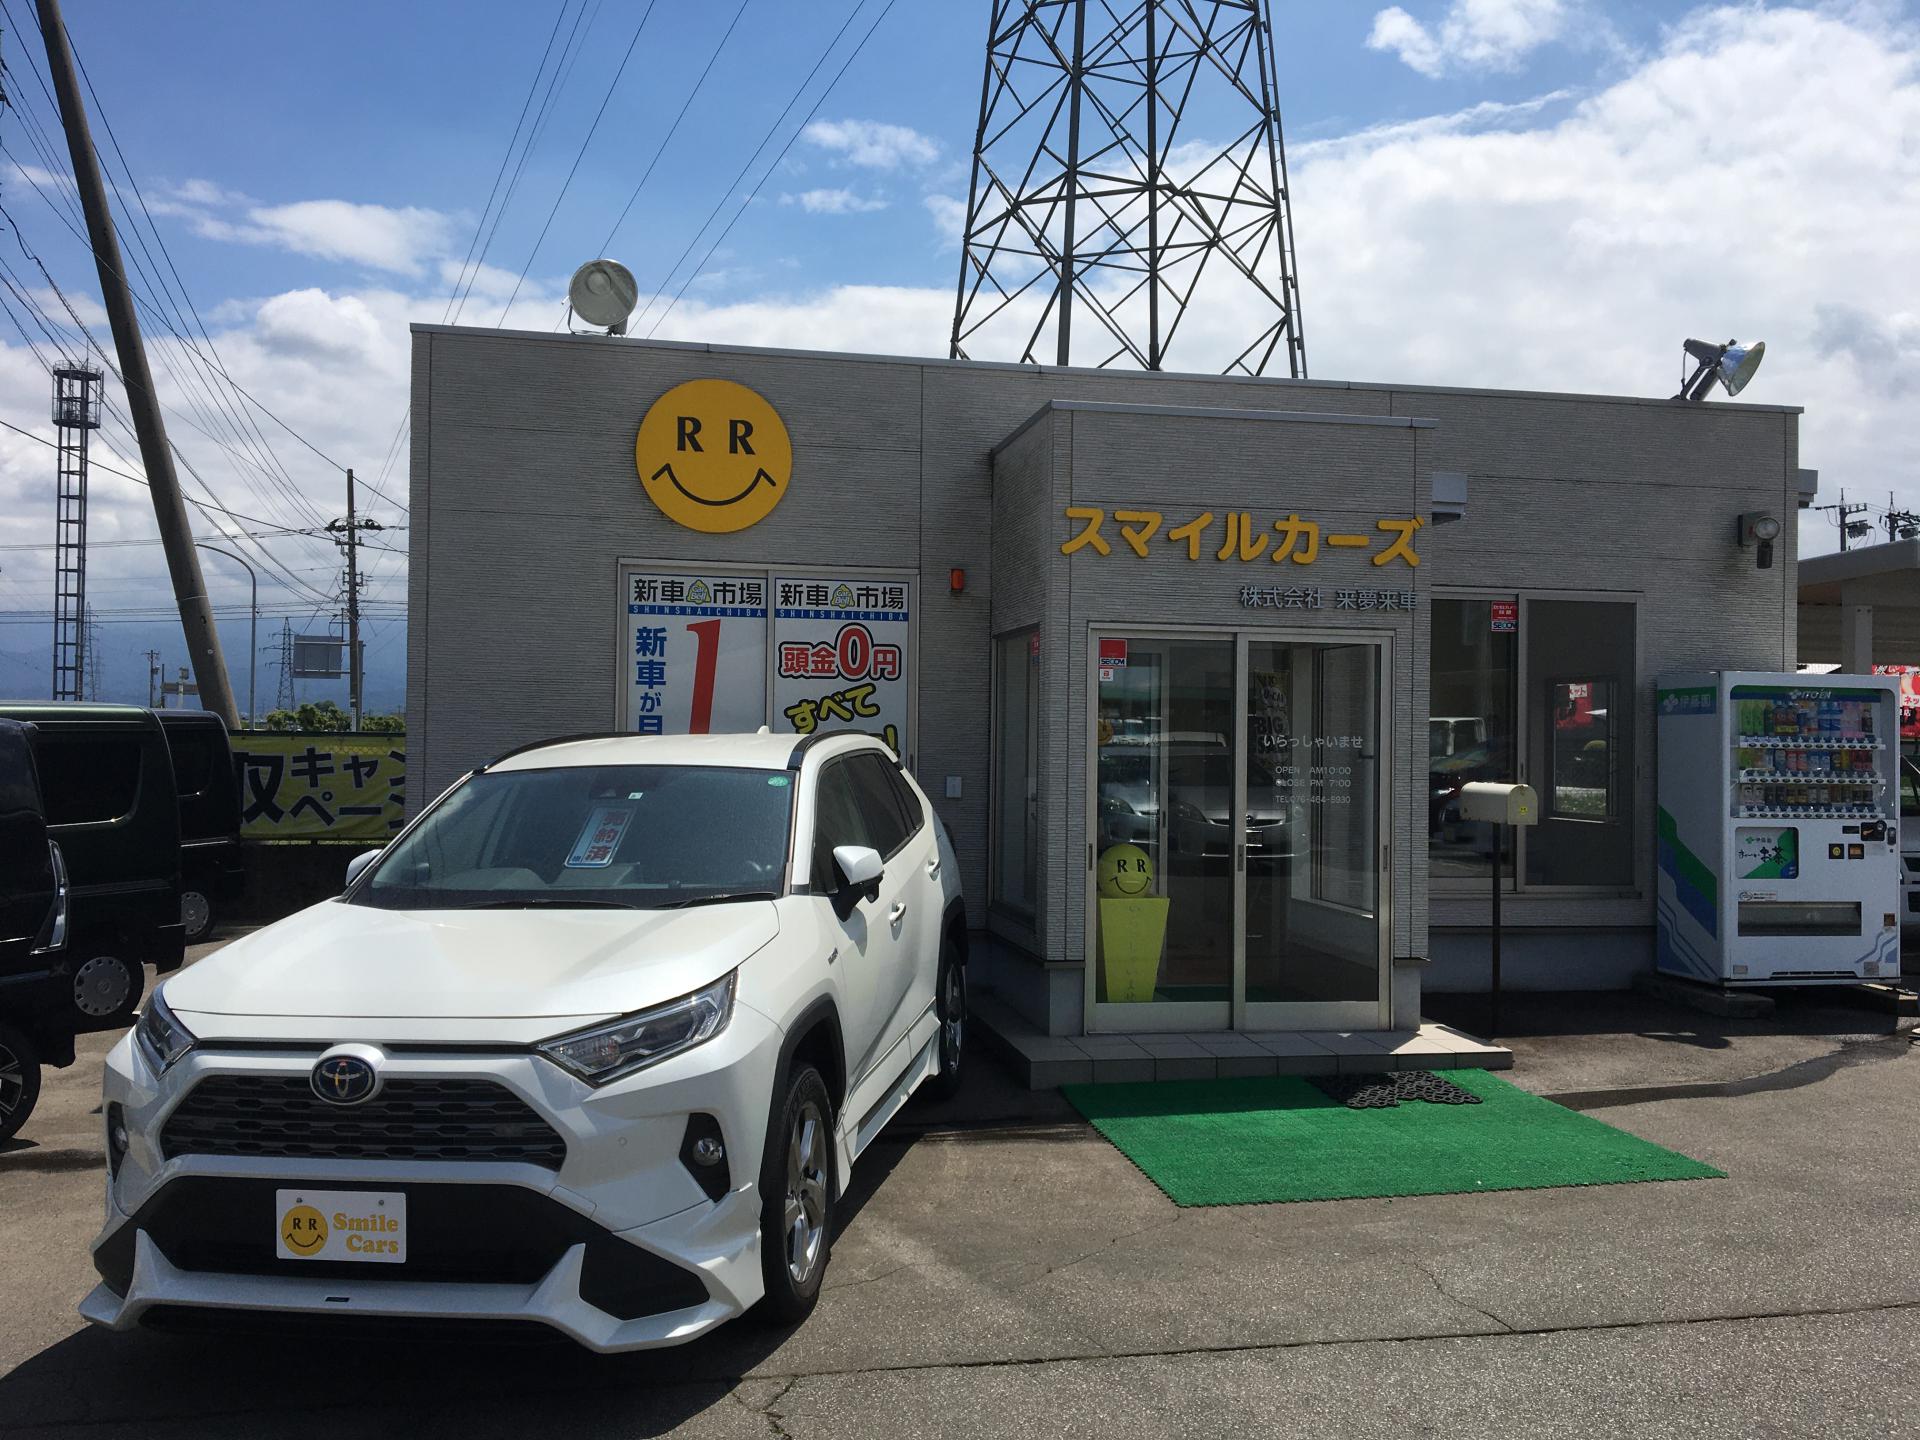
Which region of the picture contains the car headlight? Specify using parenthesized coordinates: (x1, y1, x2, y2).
(539, 971, 736, 1086)
(134, 989, 195, 1076)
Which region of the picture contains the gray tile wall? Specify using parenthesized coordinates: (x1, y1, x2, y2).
(409, 328, 1800, 1008)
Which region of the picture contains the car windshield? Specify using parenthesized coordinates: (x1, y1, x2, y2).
(354, 764, 793, 910)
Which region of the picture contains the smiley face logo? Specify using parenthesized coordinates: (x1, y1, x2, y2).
(636, 379, 792, 534)
(1097, 844, 1154, 898)
(281, 1203, 328, 1257)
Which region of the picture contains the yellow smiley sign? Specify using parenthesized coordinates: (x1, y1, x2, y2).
(281, 1203, 328, 1256)
(635, 379, 792, 534)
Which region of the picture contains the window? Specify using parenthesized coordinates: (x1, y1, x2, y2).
(810, 760, 875, 890)
(844, 752, 913, 858)
(1525, 600, 1636, 888)
(37, 736, 141, 826)
(1428, 599, 1516, 883)
(166, 731, 218, 798)
(1900, 759, 1919, 820)
(992, 631, 1038, 916)
(1428, 594, 1638, 892)
(882, 764, 927, 841)
(356, 765, 792, 909)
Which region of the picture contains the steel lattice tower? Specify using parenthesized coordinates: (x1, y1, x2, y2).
(950, 0, 1306, 376)
(50, 365, 101, 701)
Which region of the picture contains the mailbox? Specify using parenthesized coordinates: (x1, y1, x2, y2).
(1457, 781, 1539, 828)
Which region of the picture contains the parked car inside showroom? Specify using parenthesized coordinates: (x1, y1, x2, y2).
(83, 729, 967, 1350)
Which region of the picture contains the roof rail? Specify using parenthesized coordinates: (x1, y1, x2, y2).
(785, 729, 898, 770)
(479, 731, 632, 771)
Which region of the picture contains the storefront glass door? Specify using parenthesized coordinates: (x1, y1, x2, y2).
(1241, 637, 1386, 1030)
(1087, 628, 1388, 1033)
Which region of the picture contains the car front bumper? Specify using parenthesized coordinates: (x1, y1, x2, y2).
(84, 1003, 786, 1352)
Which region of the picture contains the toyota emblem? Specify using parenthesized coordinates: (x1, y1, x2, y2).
(311, 1054, 378, 1105)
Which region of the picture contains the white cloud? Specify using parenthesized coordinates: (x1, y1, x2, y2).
(221, 200, 457, 276)
(1368, 0, 1572, 77)
(923, 194, 966, 246)
(780, 188, 890, 215)
(802, 118, 939, 170)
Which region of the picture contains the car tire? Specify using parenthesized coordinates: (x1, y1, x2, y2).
(71, 951, 140, 1026)
(756, 1063, 835, 1326)
(0, 1021, 42, 1145)
(921, 932, 966, 1102)
(181, 891, 215, 945)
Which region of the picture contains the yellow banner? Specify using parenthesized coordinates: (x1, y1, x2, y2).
(234, 733, 406, 842)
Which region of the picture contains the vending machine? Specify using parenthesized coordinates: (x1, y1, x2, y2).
(1656, 671, 1903, 985)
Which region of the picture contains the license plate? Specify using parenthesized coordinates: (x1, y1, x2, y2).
(275, 1189, 406, 1264)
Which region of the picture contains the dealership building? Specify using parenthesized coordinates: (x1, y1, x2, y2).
(405, 323, 1810, 1057)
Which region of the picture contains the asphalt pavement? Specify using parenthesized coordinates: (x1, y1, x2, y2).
(2, 941, 1918, 1438)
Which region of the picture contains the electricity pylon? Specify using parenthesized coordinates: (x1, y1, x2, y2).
(950, 0, 1306, 376)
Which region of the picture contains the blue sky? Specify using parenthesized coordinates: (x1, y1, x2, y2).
(0, 0, 1914, 714)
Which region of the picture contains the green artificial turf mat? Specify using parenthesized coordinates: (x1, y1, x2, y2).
(1063, 1069, 1723, 1207)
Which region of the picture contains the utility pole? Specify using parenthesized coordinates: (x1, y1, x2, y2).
(1812, 489, 1872, 551)
(143, 647, 159, 708)
(326, 468, 379, 730)
(37, 0, 238, 728)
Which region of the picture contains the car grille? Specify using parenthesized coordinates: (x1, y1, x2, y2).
(161, 1075, 568, 1169)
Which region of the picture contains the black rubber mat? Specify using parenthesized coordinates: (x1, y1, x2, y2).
(1308, 1070, 1484, 1109)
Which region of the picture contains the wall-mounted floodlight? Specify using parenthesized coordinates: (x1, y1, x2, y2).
(567, 259, 639, 336)
(1737, 510, 1781, 570)
(1678, 337, 1765, 401)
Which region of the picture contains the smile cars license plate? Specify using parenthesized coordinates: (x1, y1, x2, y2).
(275, 1189, 407, 1264)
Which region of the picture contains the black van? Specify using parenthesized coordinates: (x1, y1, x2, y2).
(0, 718, 69, 1142)
(155, 709, 246, 943)
(0, 704, 182, 1022)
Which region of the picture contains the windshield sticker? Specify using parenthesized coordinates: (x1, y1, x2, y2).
(767, 775, 790, 787)
(566, 806, 634, 868)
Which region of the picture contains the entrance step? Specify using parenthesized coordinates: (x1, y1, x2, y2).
(973, 992, 1512, 1090)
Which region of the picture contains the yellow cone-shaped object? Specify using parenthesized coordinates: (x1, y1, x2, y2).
(1098, 896, 1170, 1003)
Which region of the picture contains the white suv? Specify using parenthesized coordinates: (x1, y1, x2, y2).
(82, 731, 967, 1351)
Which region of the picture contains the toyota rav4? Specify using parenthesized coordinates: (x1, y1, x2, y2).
(83, 730, 967, 1351)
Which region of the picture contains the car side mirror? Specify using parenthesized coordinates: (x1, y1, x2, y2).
(343, 848, 384, 890)
(832, 844, 883, 905)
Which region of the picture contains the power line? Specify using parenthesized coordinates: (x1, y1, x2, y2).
(495, 0, 661, 324)
(630, 0, 871, 336)
(596, 0, 753, 258)
(647, 0, 900, 338)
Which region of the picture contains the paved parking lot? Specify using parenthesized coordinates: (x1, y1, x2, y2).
(3, 945, 1917, 1438)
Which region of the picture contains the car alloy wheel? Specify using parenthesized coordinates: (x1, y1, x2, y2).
(941, 960, 965, 1074)
(73, 956, 132, 1019)
(785, 1097, 829, 1288)
(0, 1022, 41, 1144)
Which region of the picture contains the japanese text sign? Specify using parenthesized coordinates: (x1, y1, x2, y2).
(1063, 507, 1423, 567)
(627, 571, 767, 735)
(772, 576, 911, 754)
(234, 733, 406, 842)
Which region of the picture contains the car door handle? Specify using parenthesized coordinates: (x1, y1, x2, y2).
(926, 856, 942, 881)
(888, 901, 907, 926)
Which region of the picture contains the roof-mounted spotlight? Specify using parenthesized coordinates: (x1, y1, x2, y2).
(1677, 337, 1765, 402)
(567, 258, 638, 336)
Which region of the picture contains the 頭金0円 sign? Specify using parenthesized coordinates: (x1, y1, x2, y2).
(772, 576, 911, 754)
(636, 379, 792, 534)
(627, 572, 767, 734)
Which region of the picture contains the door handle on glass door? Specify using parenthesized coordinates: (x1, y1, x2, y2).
(889, 902, 907, 926)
